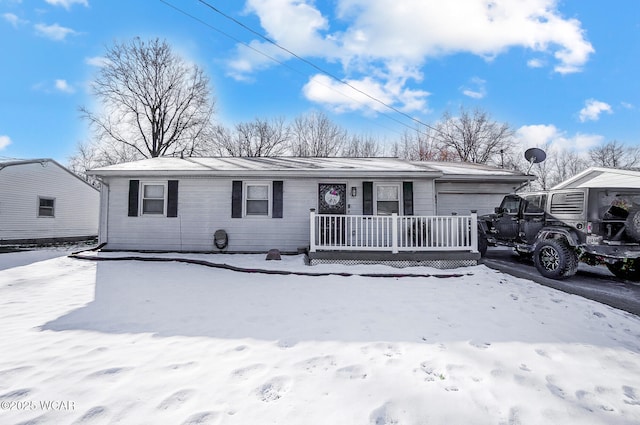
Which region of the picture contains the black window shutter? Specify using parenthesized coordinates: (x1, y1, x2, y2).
(403, 181, 414, 216)
(167, 180, 179, 217)
(128, 180, 139, 217)
(273, 181, 283, 218)
(363, 181, 373, 215)
(232, 181, 242, 218)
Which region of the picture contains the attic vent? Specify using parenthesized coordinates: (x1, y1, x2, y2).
(550, 192, 584, 215)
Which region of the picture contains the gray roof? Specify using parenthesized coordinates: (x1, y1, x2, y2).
(88, 157, 533, 182)
(552, 167, 640, 189)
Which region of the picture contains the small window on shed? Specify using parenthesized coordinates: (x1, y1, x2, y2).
(38, 197, 55, 217)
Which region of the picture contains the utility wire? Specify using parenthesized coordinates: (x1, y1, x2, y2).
(196, 0, 444, 136)
(158, 0, 410, 137)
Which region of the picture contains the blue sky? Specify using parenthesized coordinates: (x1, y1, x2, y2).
(0, 0, 638, 164)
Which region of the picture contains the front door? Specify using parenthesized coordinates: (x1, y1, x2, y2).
(318, 184, 347, 245)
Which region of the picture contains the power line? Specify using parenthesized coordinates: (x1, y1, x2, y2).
(157, 0, 434, 138)
(196, 0, 443, 136)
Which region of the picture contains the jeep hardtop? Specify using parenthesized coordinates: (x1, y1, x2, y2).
(478, 187, 640, 280)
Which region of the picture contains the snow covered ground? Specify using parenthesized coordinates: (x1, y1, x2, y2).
(1, 250, 640, 424)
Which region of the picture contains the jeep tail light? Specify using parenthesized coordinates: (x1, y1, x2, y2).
(587, 222, 592, 234)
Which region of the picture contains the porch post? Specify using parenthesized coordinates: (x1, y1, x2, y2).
(392, 213, 399, 254)
(470, 210, 478, 253)
(309, 209, 317, 253)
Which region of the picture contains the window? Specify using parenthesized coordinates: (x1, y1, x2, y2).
(142, 183, 165, 215)
(376, 184, 400, 215)
(500, 196, 521, 214)
(245, 183, 270, 216)
(38, 197, 55, 217)
(524, 194, 546, 214)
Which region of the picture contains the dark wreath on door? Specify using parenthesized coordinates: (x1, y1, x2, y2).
(318, 184, 347, 245)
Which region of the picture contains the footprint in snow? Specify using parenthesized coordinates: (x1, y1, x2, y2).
(157, 389, 196, 410)
(72, 406, 107, 424)
(231, 363, 267, 380)
(181, 411, 220, 425)
(86, 367, 130, 378)
(0, 388, 32, 401)
(546, 376, 566, 399)
(255, 376, 292, 402)
(336, 365, 368, 380)
(469, 340, 491, 350)
(623, 386, 640, 405)
(296, 355, 337, 373)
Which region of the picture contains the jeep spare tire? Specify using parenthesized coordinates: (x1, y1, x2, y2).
(533, 239, 578, 280)
(625, 208, 640, 242)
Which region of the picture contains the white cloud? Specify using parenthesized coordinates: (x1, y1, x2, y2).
(461, 77, 487, 99)
(34, 22, 77, 41)
(2, 12, 28, 28)
(527, 58, 545, 68)
(515, 124, 603, 153)
(578, 99, 612, 122)
(44, 0, 88, 10)
(55, 79, 75, 93)
(230, 0, 594, 112)
(85, 56, 110, 67)
(303, 73, 430, 114)
(0, 135, 11, 151)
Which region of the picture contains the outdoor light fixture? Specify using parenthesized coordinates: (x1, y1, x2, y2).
(351, 187, 357, 197)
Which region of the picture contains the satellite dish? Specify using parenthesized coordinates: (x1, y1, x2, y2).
(524, 147, 546, 174)
(524, 147, 546, 164)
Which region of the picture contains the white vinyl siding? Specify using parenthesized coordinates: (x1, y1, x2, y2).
(0, 161, 99, 241)
(435, 182, 519, 216)
(102, 177, 436, 252)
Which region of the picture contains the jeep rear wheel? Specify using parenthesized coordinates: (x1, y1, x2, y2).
(606, 260, 640, 282)
(533, 239, 578, 279)
(625, 208, 640, 242)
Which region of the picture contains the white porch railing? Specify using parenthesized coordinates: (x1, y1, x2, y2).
(309, 210, 478, 254)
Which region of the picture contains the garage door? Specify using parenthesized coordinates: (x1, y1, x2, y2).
(436, 193, 506, 216)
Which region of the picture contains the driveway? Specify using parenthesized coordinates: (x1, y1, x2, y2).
(481, 247, 640, 316)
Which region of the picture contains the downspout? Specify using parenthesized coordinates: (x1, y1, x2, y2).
(95, 177, 109, 246)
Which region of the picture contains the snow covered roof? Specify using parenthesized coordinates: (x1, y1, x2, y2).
(88, 157, 444, 178)
(416, 161, 534, 182)
(89, 157, 533, 182)
(551, 167, 640, 189)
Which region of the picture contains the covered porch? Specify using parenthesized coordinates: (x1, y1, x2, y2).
(308, 210, 480, 268)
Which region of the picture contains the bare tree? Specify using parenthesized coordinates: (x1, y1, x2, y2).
(207, 117, 289, 157)
(80, 37, 215, 161)
(341, 134, 383, 157)
(391, 127, 454, 161)
(589, 140, 640, 168)
(435, 107, 514, 165)
(289, 111, 347, 157)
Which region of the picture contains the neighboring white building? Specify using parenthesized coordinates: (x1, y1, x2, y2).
(88, 157, 532, 260)
(0, 159, 100, 244)
(551, 167, 640, 189)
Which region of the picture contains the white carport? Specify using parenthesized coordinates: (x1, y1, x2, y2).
(552, 167, 640, 189)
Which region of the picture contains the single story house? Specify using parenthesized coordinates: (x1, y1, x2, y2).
(88, 157, 531, 266)
(0, 158, 99, 245)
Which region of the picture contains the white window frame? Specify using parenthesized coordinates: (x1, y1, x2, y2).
(244, 181, 271, 218)
(140, 182, 167, 216)
(374, 183, 402, 216)
(37, 196, 55, 218)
